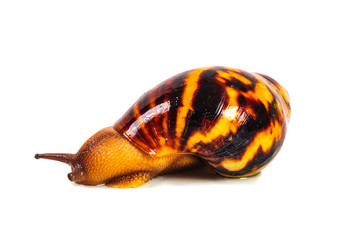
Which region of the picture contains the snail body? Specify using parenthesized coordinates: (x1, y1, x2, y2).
(35, 66, 290, 188)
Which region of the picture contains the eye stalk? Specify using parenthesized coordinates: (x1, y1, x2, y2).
(34, 153, 75, 165)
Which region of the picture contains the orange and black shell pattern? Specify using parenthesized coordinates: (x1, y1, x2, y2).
(113, 66, 290, 177)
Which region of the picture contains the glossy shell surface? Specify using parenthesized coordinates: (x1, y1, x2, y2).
(113, 66, 290, 177)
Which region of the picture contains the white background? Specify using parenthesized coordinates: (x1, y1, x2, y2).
(1, 0, 360, 239)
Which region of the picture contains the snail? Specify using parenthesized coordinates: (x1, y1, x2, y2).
(35, 66, 290, 188)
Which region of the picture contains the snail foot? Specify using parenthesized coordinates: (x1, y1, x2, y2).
(105, 172, 153, 188)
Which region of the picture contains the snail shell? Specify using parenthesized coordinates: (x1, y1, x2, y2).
(114, 66, 290, 177)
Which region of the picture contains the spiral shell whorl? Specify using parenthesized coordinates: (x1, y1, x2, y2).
(113, 66, 289, 177)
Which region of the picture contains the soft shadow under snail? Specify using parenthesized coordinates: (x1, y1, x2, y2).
(35, 66, 291, 188)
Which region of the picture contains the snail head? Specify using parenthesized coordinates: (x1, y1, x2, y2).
(35, 127, 139, 186)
